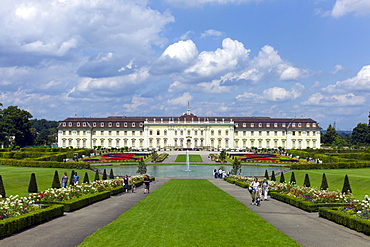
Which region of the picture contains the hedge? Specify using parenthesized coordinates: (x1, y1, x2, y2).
(270, 192, 348, 212)
(0, 204, 64, 238)
(290, 161, 370, 170)
(0, 159, 90, 169)
(319, 207, 370, 235)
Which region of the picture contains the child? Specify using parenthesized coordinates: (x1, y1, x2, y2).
(256, 185, 262, 206)
(131, 181, 136, 193)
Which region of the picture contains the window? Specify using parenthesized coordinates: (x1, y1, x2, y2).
(83, 122, 86, 127)
(218, 130, 221, 135)
(108, 122, 112, 127)
(124, 122, 127, 127)
(116, 122, 120, 127)
(101, 131, 104, 135)
(243, 131, 246, 136)
(116, 131, 119, 135)
(164, 130, 167, 135)
(101, 122, 104, 127)
(201, 130, 204, 135)
(275, 131, 278, 136)
(258, 123, 262, 127)
(282, 123, 286, 128)
(225, 130, 229, 135)
(63, 122, 66, 126)
(93, 122, 96, 127)
(274, 123, 277, 127)
(69, 131, 72, 135)
(211, 130, 214, 136)
(266, 123, 270, 127)
(306, 123, 310, 127)
(259, 131, 262, 136)
(235, 123, 239, 127)
(157, 130, 160, 135)
(180, 131, 183, 135)
(132, 122, 135, 127)
(132, 131, 135, 135)
(77, 131, 80, 135)
(69, 122, 72, 127)
(140, 123, 143, 127)
(298, 123, 302, 127)
(251, 123, 254, 127)
(292, 123, 296, 127)
(187, 130, 190, 135)
(266, 131, 269, 136)
(243, 123, 246, 127)
(149, 130, 153, 135)
(313, 123, 316, 127)
(77, 122, 80, 127)
(194, 130, 197, 135)
(175, 130, 177, 135)
(124, 131, 127, 135)
(108, 131, 112, 135)
(251, 131, 254, 136)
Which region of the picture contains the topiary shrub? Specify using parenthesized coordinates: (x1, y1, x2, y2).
(320, 173, 329, 190)
(264, 169, 269, 180)
(0, 175, 6, 198)
(102, 169, 107, 180)
(279, 172, 285, 183)
(109, 169, 114, 179)
(271, 170, 276, 181)
(290, 172, 296, 185)
(342, 174, 352, 194)
(52, 170, 61, 189)
(28, 173, 38, 193)
(94, 170, 100, 181)
(303, 173, 311, 187)
(83, 172, 89, 183)
(69, 170, 75, 186)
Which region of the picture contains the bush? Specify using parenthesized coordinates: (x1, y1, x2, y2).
(320, 173, 329, 190)
(102, 169, 107, 180)
(290, 172, 296, 185)
(109, 169, 114, 179)
(28, 173, 38, 193)
(83, 172, 89, 183)
(303, 173, 311, 187)
(264, 170, 269, 180)
(279, 172, 285, 183)
(94, 170, 100, 181)
(52, 170, 61, 189)
(271, 171, 276, 181)
(342, 174, 352, 194)
(0, 175, 6, 198)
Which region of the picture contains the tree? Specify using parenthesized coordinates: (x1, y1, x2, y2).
(279, 172, 285, 183)
(219, 150, 226, 164)
(264, 170, 269, 180)
(271, 171, 276, 181)
(342, 174, 352, 194)
(52, 171, 61, 189)
(28, 173, 38, 193)
(109, 169, 114, 179)
(137, 158, 147, 174)
(102, 169, 107, 180)
(231, 158, 242, 175)
(320, 173, 329, 190)
(0, 175, 6, 198)
(94, 170, 100, 181)
(303, 173, 311, 187)
(351, 123, 370, 145)
(289, 172, 296, 185)
(321, 124, 338, 145)
(83, 172, 89, 183)
(0, 105, 34, 147)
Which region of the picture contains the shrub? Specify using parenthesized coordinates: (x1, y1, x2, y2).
(83, 172, 89, 183)
(52, 170, 61, 189)
(271, 170, 276, 181)
(28, 173, 38, 193)
(0, 175, 5, 198)
(279, 172, 285, 183)
(94, 170, 100, 181)
(290, 172, 296, 185)
(320, 173, 329, 190)
(102, 169, 107, 180)
(342, 174, 352, 194)
(109, 169, 114, 179)
(303, 173, 311, 187)
(264, 169, 269, 180)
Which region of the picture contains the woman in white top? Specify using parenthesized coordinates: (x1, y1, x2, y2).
(250, 177, 260, 205)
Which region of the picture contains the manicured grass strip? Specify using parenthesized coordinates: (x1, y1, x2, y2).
(174, 154, 203, 162)
(0, 166, 97, 197)
(281, 168, 370, 200)
(79, 179, 299, 247)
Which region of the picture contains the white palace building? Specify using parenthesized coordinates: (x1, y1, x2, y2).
(57, 106, 321, 150)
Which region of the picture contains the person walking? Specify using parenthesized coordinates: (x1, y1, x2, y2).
(73, 172, 80, 185)
(250, 177, 259, 205)
(123, 175, 129, 193)
(61, 172, 68, 188)
(262, 178, 269, 201)
(144, 175, 150, 194)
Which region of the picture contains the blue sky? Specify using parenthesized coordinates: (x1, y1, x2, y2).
(1, 0, 370, 131)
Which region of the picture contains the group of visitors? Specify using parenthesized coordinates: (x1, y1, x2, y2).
(213, 168, 230, 179)
(249, 177, 269, 206)
(60, 172, 80, 188)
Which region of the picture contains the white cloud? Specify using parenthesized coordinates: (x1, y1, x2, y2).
(303, 92, 366, 106)
(164, 0, 261, 8)
(201, 29, 223, 38)
(160, 40, 198, 64)
(330, 0, 370, 17)
(184, 38, 250, 78)
(235, 92, 261, 101)
(263, 83, 304, 101)
(197, 79, 233, 93)
(167, 92, 193, 106)
(332, 64, 345, 75)
(323, 65, 370, 93)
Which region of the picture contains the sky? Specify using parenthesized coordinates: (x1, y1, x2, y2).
(1, 0, 370, 131)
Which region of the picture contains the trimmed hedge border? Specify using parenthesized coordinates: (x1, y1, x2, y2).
(270, 192, 348, 212)
(0, 204, 64, 238)
(42, 191, 111, 212)
(0, 159, 90, 169)
(319, 207, 370, 236)
(290, 161, 370, 170)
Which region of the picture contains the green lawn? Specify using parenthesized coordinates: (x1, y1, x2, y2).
(0, 166, 97, 197)
(175, 154, 203, 162)
(281, 169, 370, 200)
(79, 179, 298, 247)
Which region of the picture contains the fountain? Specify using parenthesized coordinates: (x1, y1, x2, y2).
(184, 150, 191, 171)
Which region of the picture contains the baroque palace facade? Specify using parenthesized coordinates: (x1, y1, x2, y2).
(58, 108, 321, 150)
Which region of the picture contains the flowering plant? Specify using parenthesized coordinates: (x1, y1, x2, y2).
(339, 200, 370, 220)
(0, 195, 39, 220)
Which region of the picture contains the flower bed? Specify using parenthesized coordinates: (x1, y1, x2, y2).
(232, 154, 299, 163)
(83, 153, 147, 163)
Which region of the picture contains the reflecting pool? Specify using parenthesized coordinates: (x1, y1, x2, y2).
(96, 165, 284, 178)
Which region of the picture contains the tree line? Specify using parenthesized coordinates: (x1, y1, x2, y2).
(0, 103, 59, 147)
(321, 123, 370, 148)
